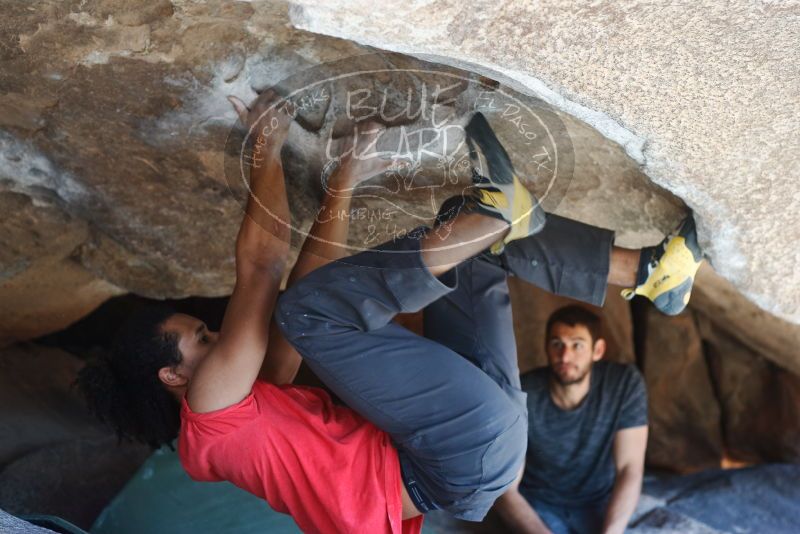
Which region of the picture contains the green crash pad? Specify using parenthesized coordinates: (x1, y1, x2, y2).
(92, 443, 437, 533)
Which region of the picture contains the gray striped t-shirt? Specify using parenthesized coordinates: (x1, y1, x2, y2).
(519, 361, 648, 507)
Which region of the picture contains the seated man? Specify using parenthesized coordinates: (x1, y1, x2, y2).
(495, 306, 649, 534)
(77, 94, 698, 534)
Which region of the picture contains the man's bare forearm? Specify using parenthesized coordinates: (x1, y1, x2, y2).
(602, 467, 642, 534)
(260, 122, 394, 383)
(495, 489, 552, 534)
(285, 121, 397, 284)
(286, 172, 355, 286)
(259, 172, 356, 384)
(236, 143, 291, 265)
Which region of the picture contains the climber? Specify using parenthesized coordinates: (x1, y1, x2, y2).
(493, 305, 648, 534)
(77, 92, 703, 534)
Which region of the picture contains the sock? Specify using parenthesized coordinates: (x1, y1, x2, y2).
(636, 246, 656, 286)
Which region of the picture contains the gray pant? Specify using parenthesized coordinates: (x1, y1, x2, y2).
(275, 214, 614, 521)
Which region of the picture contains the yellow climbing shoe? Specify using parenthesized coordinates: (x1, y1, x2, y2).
(621, 216, 704, 315)
(464, 112, 546, 254)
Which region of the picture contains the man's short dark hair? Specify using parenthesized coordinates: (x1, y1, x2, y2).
(545, 305, 602, 345)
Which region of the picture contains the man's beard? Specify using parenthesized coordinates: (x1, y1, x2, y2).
(551, 361, 592, 386)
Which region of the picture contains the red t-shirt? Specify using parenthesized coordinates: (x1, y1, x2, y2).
(178, 380, 423, 534)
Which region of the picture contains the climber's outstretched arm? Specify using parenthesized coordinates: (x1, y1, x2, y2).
(259, 122, 401, 385)
(186, 93, 292, 412)
(287, 122, 398, 284)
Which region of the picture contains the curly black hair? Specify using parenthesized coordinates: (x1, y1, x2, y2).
(75, 303, 183, 449)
